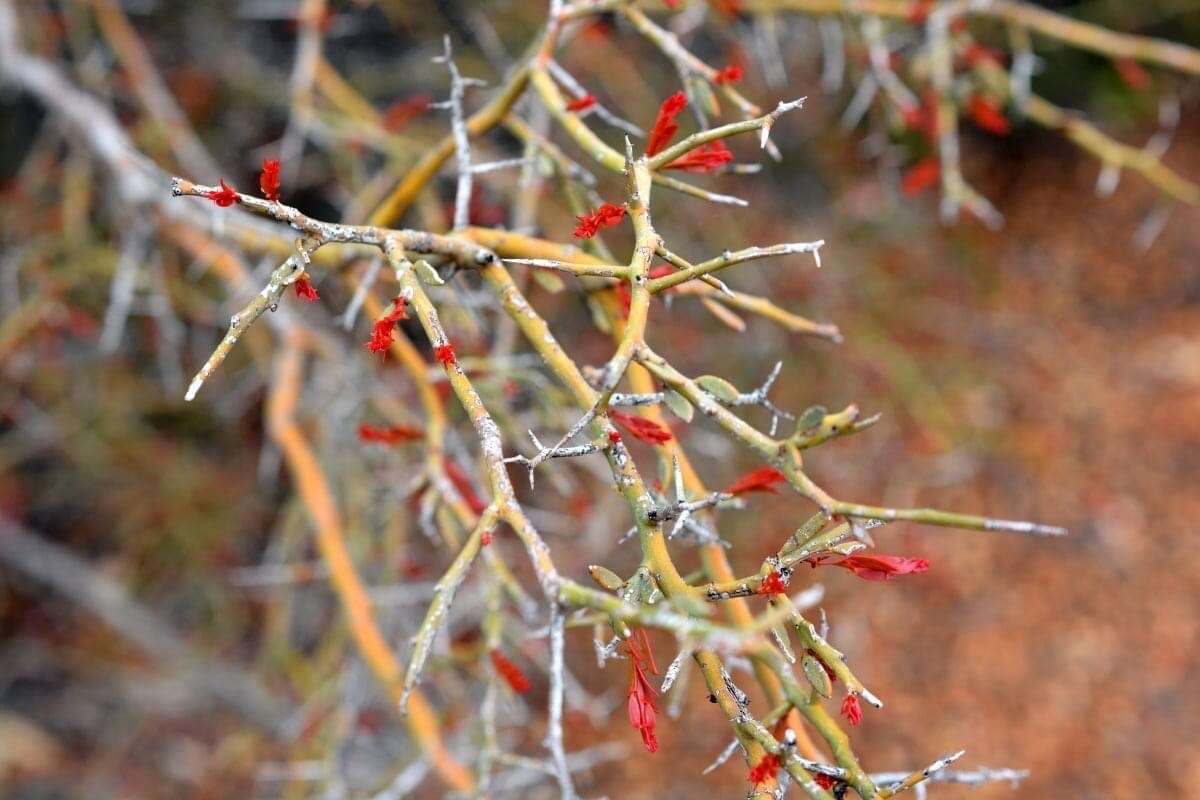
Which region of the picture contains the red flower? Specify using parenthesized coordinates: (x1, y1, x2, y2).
(724, 467, 786, 496)
(608, 430, 622, 444)
(573, 202, 626, 239)
(713, 0, 743, 17)
(664, 0, 679, 7)
(840, 694, 863, 726)
(206, 179, 238, 207)
(961, 43, 1004, 69)
(967, 95, 1010, 136)
(610, 409, 672, 445)
(382, 93, 431, 132)
(814, 773, 837, 790)
(665, 140, 733, 173)
(1114, 57, 1152, 91)
(358, 423, 423, 445)
(713, 64, 744, 85)
(906, 0, 934, 24)
(614, 281, 632, 319)
(490, 649, 531, 693)
(759, 571, 788, 596)
(365, 296, 408, 354)
(566, 93, 597, 112)
(481, 529, 493, 546)
(259, 158, 281, 201)
(901, 156, 940, 196)
(294, 275, 320, 302)
(445, 458, 487, 515)
(805, 553, 930, 582)
(625, 629, 660, 753)
(748, 753, 781, 784)
(645, 91, 688, 156)
(434, 343, 457, 367)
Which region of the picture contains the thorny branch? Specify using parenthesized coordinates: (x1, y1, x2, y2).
(8, 0, 1198, 795)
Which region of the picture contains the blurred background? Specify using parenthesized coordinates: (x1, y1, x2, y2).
(2, 1, 1199, 798)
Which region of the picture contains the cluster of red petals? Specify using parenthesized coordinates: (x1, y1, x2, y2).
(759, 570, 788, 596)
(724, 466, 786, 496)
(805, 552, 930, 582)
(1114, 57, 1152, 91)
(645, 91, 688, 156)
(901, 156, 940, 197)
(259, 158, 281, 201)
(607, 430, 622, 444)
(573, 202, 626, 239)
(489, 649, 532, 693)
(614, 280, 632, 319)
(445, 458, 487, 515)
(814, 773, 838, 790)
(665, 140, 733, 173)
(748, 753, 781, 784)
(713, 0, 743, 18)
(961, 42, 1005, 69)
(906, 0, 935, 24)
(365, 296, 408, 354)
(382, 93, 431, 132)
(357, 423, 423, 445)
(434, 343, 457, 367)
(625, 629, 660, 753)
(841, 694, 863, 726)
(566, 93, 597, 112)
(967, 95, 1010, 135)
(206, 179, 238, 207)
(294, 275, 320, 302)
(610, 409, 672, 445)
(713, 64, 744, 85)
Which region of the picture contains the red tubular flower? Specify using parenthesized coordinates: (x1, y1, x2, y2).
(625, 630, 660, 753)
(748, 753, 781, 784)
(759, 571, 788, 596)
(358, 423, 423, 445)
(961, 42, 1005, 68)
(805, 552, 930, 581)
(1114, 57, 1152, 91)
(645, 91, 688, 156)
(713, 64, 744, 85)
(434, 343, 457, 367)
(365, 296, 408, 354)
(902, 156, 940, 196)
(489, 649, 531, 693)
(259, 158, 281, 201)
(724, 467, 786, 496)
(206, 179, 238, 207)
(841, 694, 863, 726)
(814, 773, 837, 790)
(665, 140, 733, 173)
(610, 409, 672, 445)
(906, 0, 934, 24)
(445, 458, 487, 515)
(383, 93, 431, 132)
(294, 275, 320, 302)
(573, 202, 626, 239)
(566, 93, 597, 112)
(967, 95, 1010, 136)
(607, 430, 622, 444)
(481, 529, 493, 546)
(614, 281, 632, 319)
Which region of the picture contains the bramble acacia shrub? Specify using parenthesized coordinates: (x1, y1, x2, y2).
(3, 0, 1200, 797)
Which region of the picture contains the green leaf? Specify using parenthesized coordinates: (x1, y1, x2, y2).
(802, 653, 833, 698)
(696, 375, 739, 403)
(663, 389, 694, 422)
